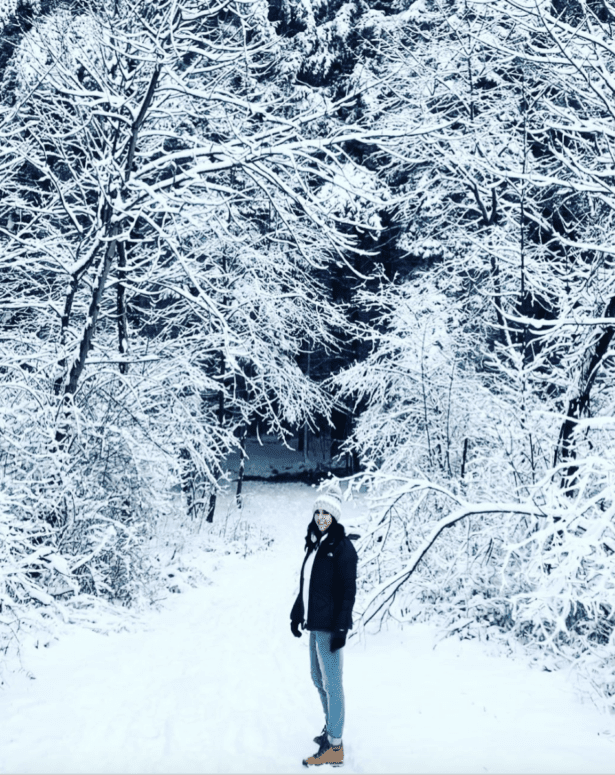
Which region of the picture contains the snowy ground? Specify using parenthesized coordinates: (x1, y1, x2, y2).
(1, 480, 615, 774)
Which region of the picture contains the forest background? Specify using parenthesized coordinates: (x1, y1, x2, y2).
(2, 0, 615, 713)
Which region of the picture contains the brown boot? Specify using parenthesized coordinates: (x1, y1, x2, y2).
(302, 741, 344, 767)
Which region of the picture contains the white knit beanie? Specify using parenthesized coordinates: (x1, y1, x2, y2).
(312, 480, 343, 521)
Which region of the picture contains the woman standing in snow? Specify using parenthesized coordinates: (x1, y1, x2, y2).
(290, 481, 358, 768)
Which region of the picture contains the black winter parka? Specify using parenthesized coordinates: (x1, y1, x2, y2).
(290, 518, 358, 633)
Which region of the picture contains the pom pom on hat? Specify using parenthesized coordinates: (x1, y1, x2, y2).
(313, 480, 343, 521)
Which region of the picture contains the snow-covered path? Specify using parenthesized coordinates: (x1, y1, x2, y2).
(1, 482, 614, 774)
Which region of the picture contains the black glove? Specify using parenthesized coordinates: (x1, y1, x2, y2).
(331, 631, 347, 652)
(291, 621, 302, 638)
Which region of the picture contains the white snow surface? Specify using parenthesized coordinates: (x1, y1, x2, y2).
(1, 481, 615, 774)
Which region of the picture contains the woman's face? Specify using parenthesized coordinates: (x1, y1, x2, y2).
(315, 509, 333, 532)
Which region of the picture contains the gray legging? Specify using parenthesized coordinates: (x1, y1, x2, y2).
(309, 630, 345, 745)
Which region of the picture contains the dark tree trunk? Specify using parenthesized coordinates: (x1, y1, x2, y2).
(54, 65, 161, 440)
(55, 227, 118, 446)
(206, 492, 216, 524)
(117, 240, 129, 374)
(206, 350, 226, 523)
(54, 240, 102, 396)
(236, 426, 248, 508)
(555, 295, 615, 488)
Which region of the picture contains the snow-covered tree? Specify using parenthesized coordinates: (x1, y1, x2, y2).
(333, 0, 615, 707)
(0, 0, 396, 627)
